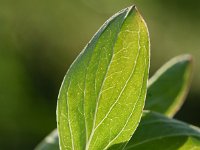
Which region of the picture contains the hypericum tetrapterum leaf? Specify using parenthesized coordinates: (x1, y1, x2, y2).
(57, 6, 150, 150)
(36, 111, 200, 150)
(145, 55, 193, 117)
(124, 111, 200, 150)
(35, 129, 59, 150)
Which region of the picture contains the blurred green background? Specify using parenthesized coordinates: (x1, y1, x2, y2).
(0, 0, 200, 149)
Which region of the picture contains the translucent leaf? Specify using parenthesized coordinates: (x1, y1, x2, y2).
(57, 6, 150, 150)
(145, 55, 193, 117)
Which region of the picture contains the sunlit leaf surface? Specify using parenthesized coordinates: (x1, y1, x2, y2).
(57, 6, 150, 150)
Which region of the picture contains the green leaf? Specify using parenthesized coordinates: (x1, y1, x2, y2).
(124, 111, 200, 150)
(145, 55, 193, 117)
(57, 6, 150, 150)
(35, 129, 59, 150)
(35, 111, 200, 150)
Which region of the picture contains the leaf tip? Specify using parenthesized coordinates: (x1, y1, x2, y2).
(174, 54, 194, 72)
(179, 54, 193, 63)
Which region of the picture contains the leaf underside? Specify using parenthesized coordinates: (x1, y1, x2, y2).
(124, 111, 200, 150)
(146, 55, 193, 117)
(57, 5, 150, 150)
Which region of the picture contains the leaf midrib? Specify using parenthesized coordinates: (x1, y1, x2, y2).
(85, 10, 130, 150)
(103, 23, 146, 150)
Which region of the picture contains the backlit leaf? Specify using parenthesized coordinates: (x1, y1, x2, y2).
(57, 6, 150, 150)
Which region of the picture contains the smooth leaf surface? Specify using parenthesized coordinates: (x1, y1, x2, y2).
(57, 6, 150, 150)
(35, 129, 59, 150)
(41, 111, 200, 150)
(124, 111, 200, 150)
(145, 55, 193, 117)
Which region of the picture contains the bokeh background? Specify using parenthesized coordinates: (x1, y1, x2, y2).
(0, 0, 200, 149)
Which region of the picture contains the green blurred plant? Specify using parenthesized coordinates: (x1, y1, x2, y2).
(35, 6, 200, 150)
